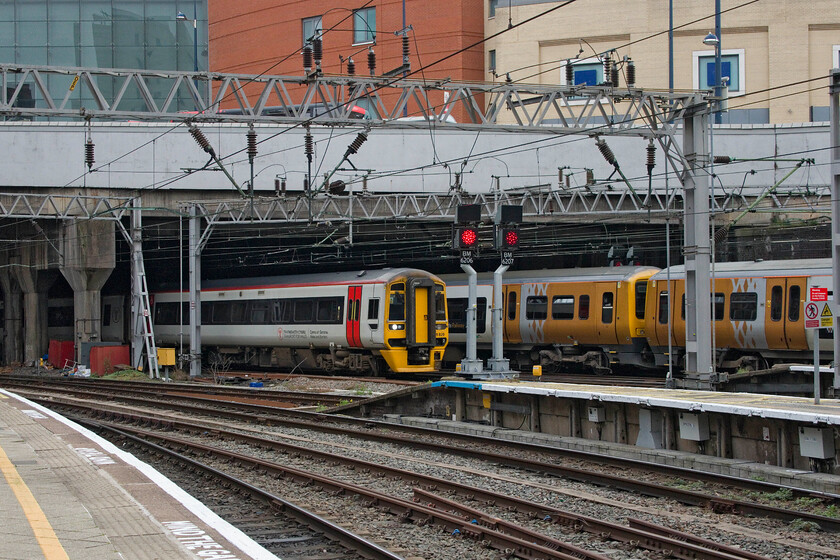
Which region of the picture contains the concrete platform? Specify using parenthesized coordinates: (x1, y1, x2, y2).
(0, 389, 276, 560)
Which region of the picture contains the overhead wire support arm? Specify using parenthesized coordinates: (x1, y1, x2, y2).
(188, 124, 247, 197)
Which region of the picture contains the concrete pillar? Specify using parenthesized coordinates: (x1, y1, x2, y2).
(529, 395, 540, 433)
(59, 220, 115, 363)
(0, 263, 23, 366)
(12, 244, 58, 366)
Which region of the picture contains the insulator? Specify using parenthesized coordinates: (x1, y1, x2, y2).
(611, 66, 619, 88)
(347, 131, 368, 155)
(347, 57, 355, 76)
(646, 142, 656, 172)
(367, 47, 376, 76)
(713, 155, 732, 164)
(312, 38, 322, 65)
(603, 58, 612, 86)
(558, 168, 564, 184)
(304, 130, 313, 158)
(626, 59, 636, 87)
(85, 139, 95, 171)
(585, 168, 594, 185)
(596, 138, 616, 165)
(362, 175, 368, 193)
(189, 125, 215, 157)
(565, 61, 574, 85)
(302, 45, 312, 72)
(246, 126, 257, 163)
(402, 35, 410, 61)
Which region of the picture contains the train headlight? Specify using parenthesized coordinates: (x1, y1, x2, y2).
(388, 323, 405, 330)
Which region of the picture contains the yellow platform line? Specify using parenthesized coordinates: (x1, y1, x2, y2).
(0, 443, 69, 560)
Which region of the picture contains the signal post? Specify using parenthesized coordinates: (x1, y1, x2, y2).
(452, 205, 483, 375)
(487, 205, 521, 376)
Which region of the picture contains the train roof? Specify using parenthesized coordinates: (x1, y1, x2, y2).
(440, 266, 659, 286)
(187, 268, 442, 292)
(650, 258, 832, 280)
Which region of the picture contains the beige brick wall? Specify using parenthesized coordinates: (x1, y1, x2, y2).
(485, 0, 839, 123)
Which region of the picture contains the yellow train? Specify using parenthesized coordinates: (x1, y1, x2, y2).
(445, 258, 833, 374)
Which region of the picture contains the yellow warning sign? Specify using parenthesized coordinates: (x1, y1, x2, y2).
(820, 302, 834, 328)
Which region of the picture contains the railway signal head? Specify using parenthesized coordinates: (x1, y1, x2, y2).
(495, 224, 520, 251)
(454, 226, 479, 250)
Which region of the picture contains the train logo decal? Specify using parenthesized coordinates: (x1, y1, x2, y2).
(277, 328, 282, 340)
(730, 277, 765, 349)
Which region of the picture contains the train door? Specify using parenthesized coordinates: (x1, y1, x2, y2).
(503, 284, 521, 343)
(595, 283, 619, 345)
(406, 277, 435, 348)
(764, 278, 788, 349)
(346, 286, 362, 347)
(783, 277, 807, 350)
(650, 279, 678, 347)
(362, 287, 382, 345)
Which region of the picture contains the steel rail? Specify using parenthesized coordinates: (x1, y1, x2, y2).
(89, 420, 607, 560)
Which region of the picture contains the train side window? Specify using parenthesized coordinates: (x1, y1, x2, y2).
(601, 292, 614, 323)
(251, 300, 270, 324)
(293, 300, 314, 323)
(317, 297, 343, 324)
(635, 281, 647, 319)
(507, 292, 517, 320)
(578, 295, 590, 319)
(658, 291, 669, 324)
(447, 298, 487, 333)
(713, 292, 724, 321)
(787, 285, 801, 321)
(770, 286, 783, 321)
(154, 302, 177, 325)
(551, 296, 574, 320)
(103, 304, 112, 327)
(525, 296, 547, 320)
(230, 301, 247, 324)
(201, 302, 212, 324)
(730, 292, 758, 321)
(389, 292, 405, 321)
(271, 299, 289, 324)
(368, 299, 380, 320)
(213, 302, 231, 324)
(435, 285, 447, 321)
(681, 294, 685, 320)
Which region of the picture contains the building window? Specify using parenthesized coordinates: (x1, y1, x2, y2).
(302, 15, 322, 46)
(834, 45, 840, 68)
(353, 8, 375, 45)
(489, 0, 498, 18)
(489, 49, 496, 73)
(692, 48, 745, 95)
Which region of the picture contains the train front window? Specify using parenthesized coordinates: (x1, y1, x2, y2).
(389, 292, 405, 321)
(435, 285, 447, 321)
(635, 281, 647, 319)
(788, 285, 801, 321)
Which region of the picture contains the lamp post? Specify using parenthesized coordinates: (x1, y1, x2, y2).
(703, 0, 722, 124)
(176, 2, 199, 81)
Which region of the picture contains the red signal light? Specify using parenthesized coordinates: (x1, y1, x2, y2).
(503, 229, 519, 247)
(459, 227, 478, 248)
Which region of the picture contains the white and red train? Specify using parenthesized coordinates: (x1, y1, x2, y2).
(152, 268, 448, 374)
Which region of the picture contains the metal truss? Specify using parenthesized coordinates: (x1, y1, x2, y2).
(0, 63, 705, 134)
(0, 193, 133, 220)
(177, 188, 830, 227)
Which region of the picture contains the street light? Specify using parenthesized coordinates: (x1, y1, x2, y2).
(176, 2, 198, 76)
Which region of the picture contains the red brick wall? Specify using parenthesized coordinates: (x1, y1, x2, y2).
(209, 0, 484, 120)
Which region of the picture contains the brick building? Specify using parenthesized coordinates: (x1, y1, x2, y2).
(209, 0, 485, 119)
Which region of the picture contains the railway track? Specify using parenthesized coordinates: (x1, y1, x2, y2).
(4, 378, 838, 559)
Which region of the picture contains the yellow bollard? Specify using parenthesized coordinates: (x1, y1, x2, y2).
(532, 365, 542, 380)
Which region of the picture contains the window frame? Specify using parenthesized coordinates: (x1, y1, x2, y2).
(302, 15, 323, 47)
(833, 45, 840, 69)
(729, 292, 758, 321)
(525, 295, 548, 321)
(353, 7, 376, 45)
(692, 48, 746, 97)
(551, 295, 575, 320)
